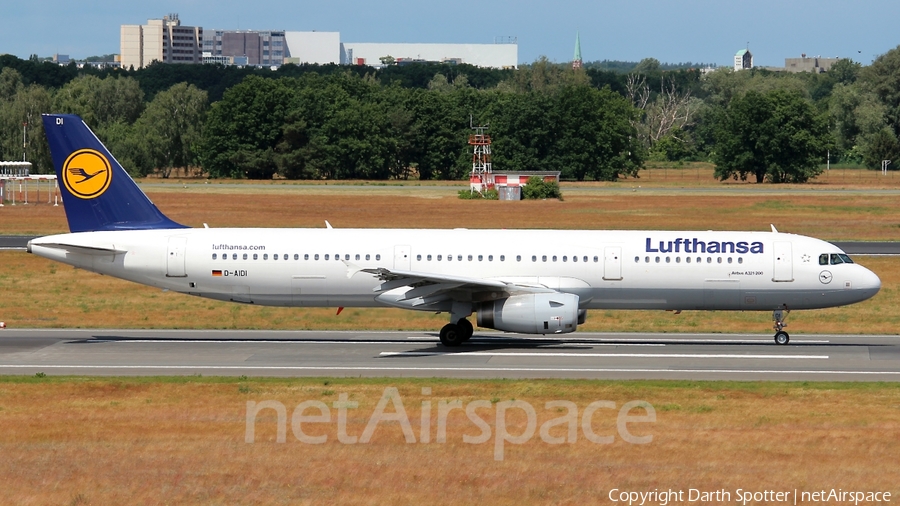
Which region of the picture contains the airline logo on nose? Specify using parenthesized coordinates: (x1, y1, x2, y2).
(62, 149, 112, 199)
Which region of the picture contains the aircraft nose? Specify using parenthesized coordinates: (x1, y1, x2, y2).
(856, 266, 881, 300)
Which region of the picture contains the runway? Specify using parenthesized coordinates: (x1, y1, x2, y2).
(1, 329, 898, 380)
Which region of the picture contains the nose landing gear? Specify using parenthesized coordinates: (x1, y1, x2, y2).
(773, 308, 790, 345)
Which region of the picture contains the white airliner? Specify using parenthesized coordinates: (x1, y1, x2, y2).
(28, 114, 881, 346)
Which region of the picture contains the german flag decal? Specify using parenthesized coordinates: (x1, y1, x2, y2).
(212, 270, 223, 277)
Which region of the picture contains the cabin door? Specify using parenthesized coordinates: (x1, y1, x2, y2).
(166, 236, 187, 277)
(603, 246, 622, 280)
(773, 242, 793, 282)
(394, 245, 411, 271)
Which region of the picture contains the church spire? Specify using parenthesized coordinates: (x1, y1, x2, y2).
(572, 31, 583, 69)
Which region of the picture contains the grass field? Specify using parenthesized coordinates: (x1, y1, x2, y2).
(1, 377, 898, 505)
(2, 172, 900, 504)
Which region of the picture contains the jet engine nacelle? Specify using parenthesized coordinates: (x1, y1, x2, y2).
(477, 293, 580, 334)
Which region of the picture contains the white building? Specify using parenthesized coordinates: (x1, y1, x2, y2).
(121, 14, 202, 69)
(341, 42, 517, 68)
(734, 49, 753, 71)
(121, 16, 516, 69)
(283, 32, 342, 65)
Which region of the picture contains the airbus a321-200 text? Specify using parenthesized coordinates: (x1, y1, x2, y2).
(28, 114, 881, 346)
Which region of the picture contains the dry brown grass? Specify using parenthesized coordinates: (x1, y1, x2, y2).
(0, 377, 897, 505)
(4, 181, 900, 239)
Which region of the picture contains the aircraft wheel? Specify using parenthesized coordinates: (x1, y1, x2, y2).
(457, 319, 474, 341)
(774, 331, 790, 345)
(440, 323, 464, 346)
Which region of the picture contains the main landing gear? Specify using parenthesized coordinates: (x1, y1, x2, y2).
(773, 308, 790, 345)
(439, 318, 473, 347)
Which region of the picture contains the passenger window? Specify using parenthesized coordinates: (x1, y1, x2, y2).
(738, 257, 743, 264)
(563, 256, 568, 262)
(542, 255, 547, 262)
(468, 255, 473, 261)
(593, 256, 599, 262)
(819, 254, 828, 265)
(314, 254, 319, 260)
(294, 254, 299, 260)
(263, 254, 269, 260)
(666, 257, 671, 263)
(376, 254, 381, 261)
(274, 254, 279, 260)
(645, 256, 650, 263)
(675, 257, 681, 263)
(478, 255, 483, 261)
(830, 254, 843, 265)
(344, 254, 349, 261)
(573, 256, 578, 263)
(212, 253, 217, 260)
(427, 254, 432, 261)
(365, 254, 370, 261)
(532, 255, 537, 262)
(655, 256, 660, 263)
(324, 254, 329, 260)
(243, 253, 248, 260)
(489, 255, 494, 261)
(253, 254, 258, 260)
(516, 255, 521, 262)
(457, 255, 462, 261)
(707, 257, 712, 263)
(232, 253, 237, 260)
(355, 254, 360, 261)
(499, 255, 504, 261)
(686, 257, 691, 264)
(285, 255, 289, 261)
(583, 256, 588, 263)
(416, 254, 422, 261)
(552, 255, 557, 262)
(717, 257, 722, 264)
(304, 254, 309, 260)
(634, 256, 640, 263)
(727, 257, 733, 264)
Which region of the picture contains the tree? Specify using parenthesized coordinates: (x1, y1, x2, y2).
(553, 84, 643, 181)
(714, 89, 832, 183)
(53, 75, 144, 129)
(200, 76, 297, 178)
(861, 128, 900, 170)
(133, 83, 208, 177)
(860, 46, 900, 137)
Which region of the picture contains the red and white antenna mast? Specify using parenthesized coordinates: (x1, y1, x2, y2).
(468, 118, 493, 192)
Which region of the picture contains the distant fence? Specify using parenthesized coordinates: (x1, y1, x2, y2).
(0, 177, 59, 206)
(637, 165, 898, 184)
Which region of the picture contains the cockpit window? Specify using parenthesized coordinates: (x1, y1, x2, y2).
(819, 254, 828, 265)
(829, 253, 854, 265)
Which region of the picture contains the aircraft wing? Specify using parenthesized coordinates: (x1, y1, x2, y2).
(359, 267, 556, 308)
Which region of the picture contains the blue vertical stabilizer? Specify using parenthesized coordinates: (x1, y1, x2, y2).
(42, 114, 187, 232)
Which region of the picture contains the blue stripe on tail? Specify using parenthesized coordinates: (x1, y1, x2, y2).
(42, 114, 187, 232)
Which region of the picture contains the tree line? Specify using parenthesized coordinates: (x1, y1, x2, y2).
(2, 48, 900, 183)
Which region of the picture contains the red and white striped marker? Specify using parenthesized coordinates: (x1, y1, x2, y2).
(0, 322, 6, 329)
